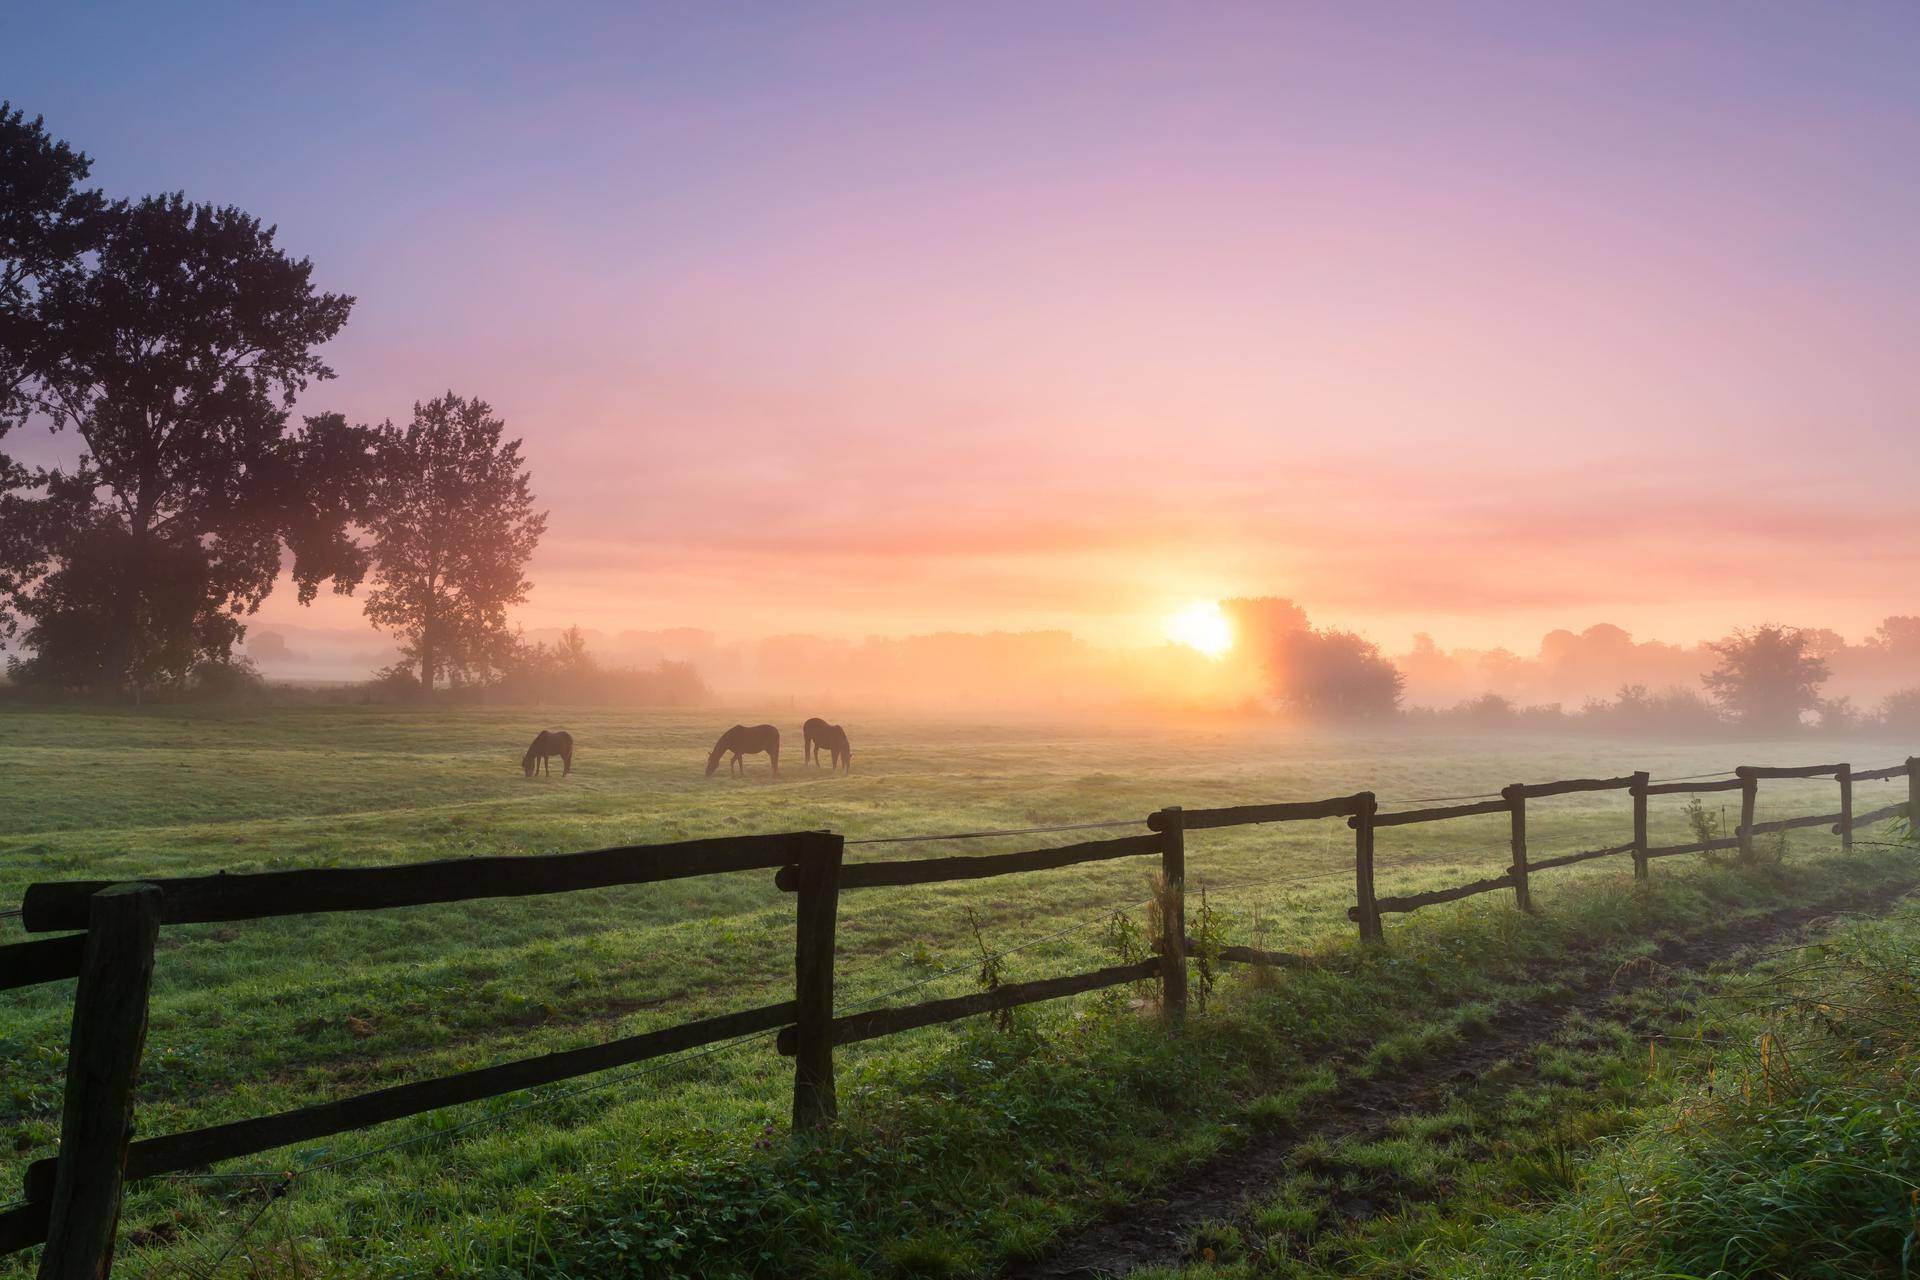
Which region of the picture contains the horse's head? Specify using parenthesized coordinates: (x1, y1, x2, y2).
(704, 744, 725, 778)
(522, 749, 537, 778)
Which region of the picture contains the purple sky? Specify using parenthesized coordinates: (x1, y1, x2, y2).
(6, 2, 1918, 662)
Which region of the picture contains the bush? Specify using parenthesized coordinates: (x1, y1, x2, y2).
(184, 656, 266, 701)
(1879, 687, 1920, 734)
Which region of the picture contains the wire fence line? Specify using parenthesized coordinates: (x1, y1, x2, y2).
(845, 817, 1144, 846)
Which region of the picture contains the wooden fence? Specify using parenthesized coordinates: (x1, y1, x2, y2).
(1, 755, 1913, 1275)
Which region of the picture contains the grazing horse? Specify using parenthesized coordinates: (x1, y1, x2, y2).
(523, 729, 573, 778)
(802, 717, 831, 766)
(706, 724, 780, 777)
(805, 720, 852, 774)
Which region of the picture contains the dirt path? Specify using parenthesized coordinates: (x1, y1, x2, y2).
(1004, 879, 1916, 1280)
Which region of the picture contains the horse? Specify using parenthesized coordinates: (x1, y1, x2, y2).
(523, 729, 573, 778)
(802, 717, 831, 766)
(805, 720, 851, 774)
(706, 724, 780, 777)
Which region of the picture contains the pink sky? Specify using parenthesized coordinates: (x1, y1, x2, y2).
(9, 3, 1918, 663)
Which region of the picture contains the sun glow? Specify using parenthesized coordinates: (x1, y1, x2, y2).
(1167, 600, 1234, 659)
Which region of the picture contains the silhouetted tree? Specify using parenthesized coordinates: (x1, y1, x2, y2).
(1271, 626, 1405, 720)
(15, 191, 369, 694)
(1220, 596, 1310, 652)
(1868, 617, 1920, 657)
(1813, 695, 1860, 735)
(1881, 688, 1920, 735)
(363, 393, 547, 691)
(1702, 624, 1829, 733)
(555, 624, 594, 675)
(0, 103, 108, 632)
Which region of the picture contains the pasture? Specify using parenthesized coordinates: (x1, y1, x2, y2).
(1, 706, 1911, 1277)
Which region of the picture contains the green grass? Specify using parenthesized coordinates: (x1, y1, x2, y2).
(0, 706, 1911, 1277)
(1144, 874, 1920, 1280)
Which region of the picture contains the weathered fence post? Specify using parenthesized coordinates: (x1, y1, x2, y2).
(790, 831, 844, 1131)
(1630, 771, 1650, 882)
(1736, 767, 1758, 860)
(1837, 763, 1853, 852)
(1353, 792, 1382, 941)
(39, 882, 160, 1280)
(1908, 757, 1918, 827)
(1502, 786, 1532, 912)
(1158, 806, 1187, 1026)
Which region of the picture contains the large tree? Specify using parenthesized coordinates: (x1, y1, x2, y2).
(1225, 596, 1405, 720)
(1272, 626, 1406, 720)
(16, 190, 371, 693)
(11, 410, 376, 692)
(22, 192, 370, 690)
(1701, 624, 1830, 733)
(0, 102, 107, 631)
(363, 393, 547, 691)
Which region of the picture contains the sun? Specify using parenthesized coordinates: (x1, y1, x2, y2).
(1167, 600, 1234, 659)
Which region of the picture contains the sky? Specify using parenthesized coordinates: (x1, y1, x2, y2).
(5, 1, 1918, 667)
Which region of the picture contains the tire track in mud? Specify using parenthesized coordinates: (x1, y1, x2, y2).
(1003, 879, 1917, 1280)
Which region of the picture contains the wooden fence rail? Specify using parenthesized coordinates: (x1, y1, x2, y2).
(2, 755, 1914, 1275)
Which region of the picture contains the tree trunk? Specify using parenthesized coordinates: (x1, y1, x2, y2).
(419, 622, 436, 693)
(97, 508, 151, 701)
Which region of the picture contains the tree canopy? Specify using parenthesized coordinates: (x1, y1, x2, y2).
(1702, 624, 1830, 733)
(0, 102, 108, 634)
(1224, 595, 1406, 720)
(9, 191, 372, 693)
(362, 393, 547, 690)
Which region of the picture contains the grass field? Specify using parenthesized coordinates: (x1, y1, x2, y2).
(1, 706, 1912, 1277)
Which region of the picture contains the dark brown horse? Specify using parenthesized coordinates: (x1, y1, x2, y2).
(802, 717, 830, 766)
(523, 729, 573, 778)
(707, 724, 779, 777)
(804, 719, 851, 774)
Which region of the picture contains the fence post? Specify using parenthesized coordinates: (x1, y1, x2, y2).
(1837, 763, 1852, 852)
(39, 882, 160, 1280)
(1503, 786, 1532, 912)
(1630, 771, 1650, 882)
(790, 831, 843, 1132)
(1736, 767, 1758, 860)
(1908, 757, 1918, 828)
(1353, 793, 1381, 941)
(1158, 806, 1187, 1026)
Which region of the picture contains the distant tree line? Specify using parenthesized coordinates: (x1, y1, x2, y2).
(1223, 600, 1917, 736)
(0, 104, 547, 699)
(449, 625, 710, 708)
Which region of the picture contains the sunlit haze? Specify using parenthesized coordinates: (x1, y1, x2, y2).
(6, 2, 1917, 690)
(1168, 602, 1234, 660)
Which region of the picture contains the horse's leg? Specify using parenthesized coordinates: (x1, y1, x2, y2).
(562, 750, 571, 776)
